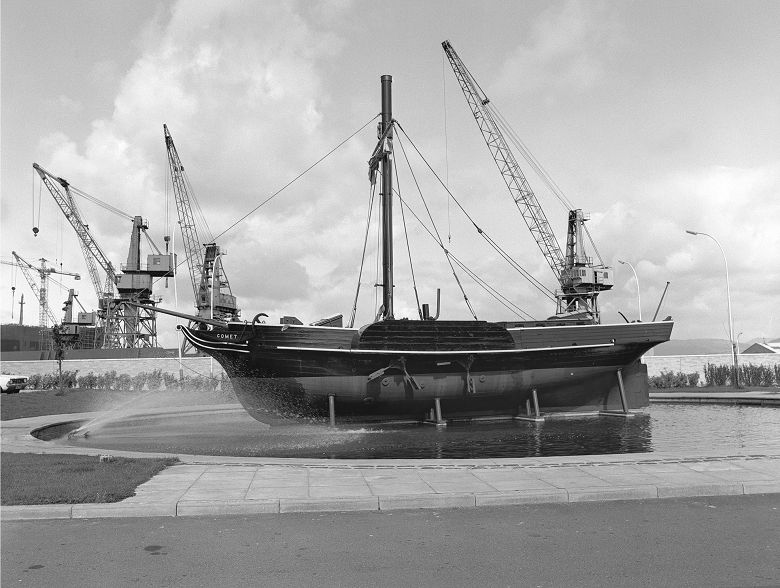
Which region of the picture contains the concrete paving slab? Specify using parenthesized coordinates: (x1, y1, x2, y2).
(244, 486, 309, 500)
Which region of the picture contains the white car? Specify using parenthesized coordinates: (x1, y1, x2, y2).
(0, 375, 29, 394)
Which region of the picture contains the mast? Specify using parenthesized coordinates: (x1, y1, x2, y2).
(380, 75, 394, 320)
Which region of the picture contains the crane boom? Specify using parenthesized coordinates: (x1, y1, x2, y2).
(32, 163, 118, 303)
(442, 40, 565, 278)
(164, 125, 239, 321)
(164, 124, 204, 300)
(442, 40, 612, 321)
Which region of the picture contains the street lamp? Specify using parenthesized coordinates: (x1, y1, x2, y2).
(618, 260, 642, 321)
(686, 230, 738, 387)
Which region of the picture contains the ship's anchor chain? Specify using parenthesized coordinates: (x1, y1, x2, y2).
(456, 354, 476, 394)
(367, 356, 421, 391)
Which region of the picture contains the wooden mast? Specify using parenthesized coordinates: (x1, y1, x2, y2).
(380, 75, 394, 320)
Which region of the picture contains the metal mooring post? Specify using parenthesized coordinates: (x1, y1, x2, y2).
(328, 394, 336, 427)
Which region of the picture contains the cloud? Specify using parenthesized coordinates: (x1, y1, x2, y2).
(495, 0, 624, 96)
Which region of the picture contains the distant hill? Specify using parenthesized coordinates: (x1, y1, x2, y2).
(653, 337, 780, 356)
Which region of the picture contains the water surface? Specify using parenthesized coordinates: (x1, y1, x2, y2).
(59, 403, 780, 459)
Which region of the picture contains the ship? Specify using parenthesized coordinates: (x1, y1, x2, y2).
(170, 61, 673, 427)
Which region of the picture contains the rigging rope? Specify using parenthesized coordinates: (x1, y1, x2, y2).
(490, 104, 574, 212)
(212, 114, 380, 243)
(394, 132, 477, 320)
(348, 181, 377, 328)
(395, 123, 556, 300)
(442, 50, 451, 243)
(394, 156, 422, 320)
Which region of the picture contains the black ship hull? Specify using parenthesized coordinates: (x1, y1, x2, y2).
(180, 318, 673, 426)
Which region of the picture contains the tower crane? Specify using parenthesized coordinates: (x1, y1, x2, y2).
(442, 40, 613, 322)
(164, 125, 239, 322)
(32, 163, 176, 348)
(1, 253, 80, 347)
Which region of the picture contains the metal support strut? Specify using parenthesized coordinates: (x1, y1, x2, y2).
(515, 389, 544, 422)
(600, 369, 635, 418)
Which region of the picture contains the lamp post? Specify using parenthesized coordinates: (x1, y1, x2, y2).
(686, 230, 738, 388)
(618, 260, 642, 321)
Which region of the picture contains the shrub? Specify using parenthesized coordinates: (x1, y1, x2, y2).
(40, 373, 58, 390)
(704, 363, 732, 387)
(61, 370, 79, 388)
(219, 373, 233, 393)
(27, 374, 42, 390)
(77, 372, 98, 390)
(96, 370, 118, 390)
(131, 372, 148, 391)
(738, 363, 776, 387)
(146, 369, 163, 391)
(649, 370, 699, 388)
(162, 372, 179, 391)
(116, 373, 133, 391)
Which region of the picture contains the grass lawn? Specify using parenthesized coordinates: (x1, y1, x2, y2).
(1, 453, 178, 505)
(1, 388, 206, 505)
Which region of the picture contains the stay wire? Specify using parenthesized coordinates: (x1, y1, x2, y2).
(150, 115, 381, 293)
(396, 123, 556, 300)
(442, 50, 451, 243)
(394, 131, 477, 320)
(348, 182, 378, 328)
(212, 114, 380, 243)
(394, 154, 422, 320)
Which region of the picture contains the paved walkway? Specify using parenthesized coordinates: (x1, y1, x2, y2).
(3, 400, 780, 520)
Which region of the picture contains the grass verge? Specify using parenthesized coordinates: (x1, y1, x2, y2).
(1, 453, 178, 505)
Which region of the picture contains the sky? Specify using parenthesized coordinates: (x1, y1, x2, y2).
(2, 0, 779, 350)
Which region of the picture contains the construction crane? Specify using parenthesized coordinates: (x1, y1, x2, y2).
(1, 253, 80, 346)
(442, 40, 613, 321)
(164, 124, 239, 322)
(32, 163, 176, 348)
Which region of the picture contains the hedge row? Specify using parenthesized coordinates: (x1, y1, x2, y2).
(25, 369, 232, 392)
(651, 363, 780, 388)
(703, 362, 780, 387)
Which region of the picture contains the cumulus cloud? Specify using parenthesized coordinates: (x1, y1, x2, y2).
(495, 0, 624, 97)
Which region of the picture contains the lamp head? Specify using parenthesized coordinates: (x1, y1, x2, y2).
(618, 260, 626, 265)
(685, 230, 698, 235)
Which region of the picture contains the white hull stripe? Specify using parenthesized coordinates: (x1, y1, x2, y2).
(272, 342, 614, 355)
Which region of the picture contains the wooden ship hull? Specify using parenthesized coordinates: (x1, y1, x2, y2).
(179, 319, 673, 426)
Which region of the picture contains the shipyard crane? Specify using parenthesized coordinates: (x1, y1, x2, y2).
(32, 163, 118, 311)
(1, 252, 80, 330)
(32, 163, 176, 348)
(164, 124, 239, 322)
(442, 40, 613, 321)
